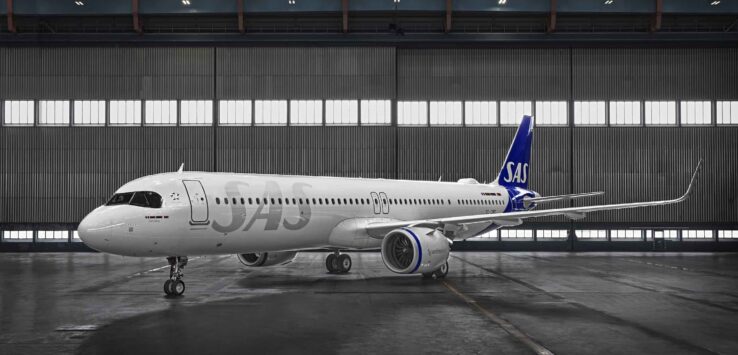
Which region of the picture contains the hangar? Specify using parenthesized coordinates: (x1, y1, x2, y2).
(1, 0, 737, 354)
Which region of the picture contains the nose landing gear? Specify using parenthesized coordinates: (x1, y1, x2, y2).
(164, 256, 188, 296)
(325, 251, 352, 274)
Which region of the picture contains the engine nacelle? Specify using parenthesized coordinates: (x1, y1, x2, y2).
(381, 227, 451, 274)
(236, 251, 297, 267)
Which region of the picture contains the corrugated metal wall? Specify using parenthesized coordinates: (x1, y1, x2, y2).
(0, 48, 213, 99)
(0, 47, 735, 226)
(397, 48, 570, 100)
(216, 47, 395, 99)
(572, 48, 738, 100)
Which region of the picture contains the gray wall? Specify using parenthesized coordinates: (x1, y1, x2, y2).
(0, 47, 736, 227)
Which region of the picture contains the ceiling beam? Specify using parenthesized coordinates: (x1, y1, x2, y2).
(651, 0, 663, 32)
(547, 0, 557, 33)
(445, 0, 452, 33)
(342, 0, 348, 33)
(132, 0, 142, 34)
(6, 0, 16, 33)
(238, 0, 245, 33)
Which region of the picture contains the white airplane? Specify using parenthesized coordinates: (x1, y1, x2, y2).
(78, 115, 702, 296)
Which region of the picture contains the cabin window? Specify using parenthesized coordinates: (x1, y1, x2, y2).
(248, 198, 252, 205)
(270, 198, 275, 205)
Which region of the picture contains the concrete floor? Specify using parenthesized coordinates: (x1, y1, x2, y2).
(1, 252, 738, 355)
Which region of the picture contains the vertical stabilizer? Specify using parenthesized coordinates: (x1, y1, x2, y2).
(494, 115, 534, 189)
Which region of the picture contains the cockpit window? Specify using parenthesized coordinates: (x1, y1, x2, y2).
(106, 192, 134, 206)
(106, 191, 162, 208)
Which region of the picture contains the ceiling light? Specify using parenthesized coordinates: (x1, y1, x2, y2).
(181, 0, 190, 5)
(604, 0, 614, 4)
(498, 0, 507, 5)
(74, 1, 84, 5)
(710, 1, 720, 5)
(288, 0, 296, 4)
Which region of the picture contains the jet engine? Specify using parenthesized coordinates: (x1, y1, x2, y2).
(236, 251, 298, 267)
(380, 227, 451, 274)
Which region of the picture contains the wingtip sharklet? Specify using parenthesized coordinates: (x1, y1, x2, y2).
(680, 158, 703, 201)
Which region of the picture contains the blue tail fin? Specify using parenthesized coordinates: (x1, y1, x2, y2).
(495, 115, 534, 189)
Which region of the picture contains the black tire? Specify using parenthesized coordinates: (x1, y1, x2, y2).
(338, 254, 352, 273)
(433, 261, 449, 279)
(164, 280, 173, 295)
(172, 280, 186, 296)
(326, 254, 337, 273)
(421, 272, 434, 279)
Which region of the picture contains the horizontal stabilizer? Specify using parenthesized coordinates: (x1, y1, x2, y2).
(524, 191, 604, 204)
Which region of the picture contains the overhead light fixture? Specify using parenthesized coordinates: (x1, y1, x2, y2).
(393, 0, 400, 3)
(710, 1, 720, 5)
(181, 0, 190, 5)
(604, 0, 614, 4)
(498, 0, 507, 5)
(74, 1, 84, 5)
(288, 0, 296, 4)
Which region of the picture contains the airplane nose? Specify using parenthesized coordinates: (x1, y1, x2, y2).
(78, 209, 109, 249)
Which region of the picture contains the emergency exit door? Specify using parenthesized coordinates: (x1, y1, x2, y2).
(182, 180, 209, 224)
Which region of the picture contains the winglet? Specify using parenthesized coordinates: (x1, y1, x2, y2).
(679, 158, 702, 202)
(177, 163, 184, 173)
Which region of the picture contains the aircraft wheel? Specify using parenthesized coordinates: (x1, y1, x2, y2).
(171, 280, 186, 296)
(164, 280, 173, 295)
(433, 261, 449, 279)
(338, 254, 352, 273)
(326, 254, 338, 273)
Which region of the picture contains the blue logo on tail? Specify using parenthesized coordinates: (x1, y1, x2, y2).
(496, 115, 534, 189)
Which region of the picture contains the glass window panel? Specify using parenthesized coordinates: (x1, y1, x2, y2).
(718, 230, 738, 240)
(180, 100, 212, 126)
(360, 100, 391, 125)
(500, 229, 533, 239)
(397, 101, 428, 126)
(499, 101, 532, 126)
(145, 100, 177, 126)
(109, 100, 142, 125)
(610, 230, 642, 240)
(3, 100, 35, 125)
(535, 101, 568, 125)
(73, 100, 106, 126)
(218, 100, 252, 125)
(37, 230, 69, 241)
(716, 101, 738, 125)
(464, 101, 497, 126)
(38, 100, 70, 126)
(254, 100, 288, 126)
(537, 229, 567, 239)
(644, 101, 676, 125)
(576, 229, 607, 240)
(645, 230, 679, 240)
(683, 230, 714, 240)
(72, 231, 82, 242)
(429, 101, 462, 126)
(609, 101, 641, 125)
(290, 100, 323, 125)
(680, 101, 711, 125)
(326, 100, 358, 125)
(2, 230, 33, 241)
(467, 230, 498, 241)
(574, 101, 606, 126)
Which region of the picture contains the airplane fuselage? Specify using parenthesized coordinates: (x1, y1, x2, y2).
(79, 172, 531, 257)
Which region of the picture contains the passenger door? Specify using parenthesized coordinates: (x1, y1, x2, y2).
(378, 192, 390, 214)
(370, 192, 381, 214)
(182, 180, 209, 224)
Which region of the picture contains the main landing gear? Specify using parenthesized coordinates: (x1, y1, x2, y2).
(164, 256, 188, 296)
(422, 261, 449, 280)
(325, 251, 352, 274)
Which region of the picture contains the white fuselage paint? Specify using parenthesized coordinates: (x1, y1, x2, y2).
(78, 172, 511, 257)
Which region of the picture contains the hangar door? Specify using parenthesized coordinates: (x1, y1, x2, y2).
(182, 180, 209, 224)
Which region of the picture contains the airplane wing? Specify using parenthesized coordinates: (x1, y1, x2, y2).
(366, 160, 702, 237)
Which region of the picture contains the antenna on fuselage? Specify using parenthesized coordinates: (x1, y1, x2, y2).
(177, 163, 184, 173)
